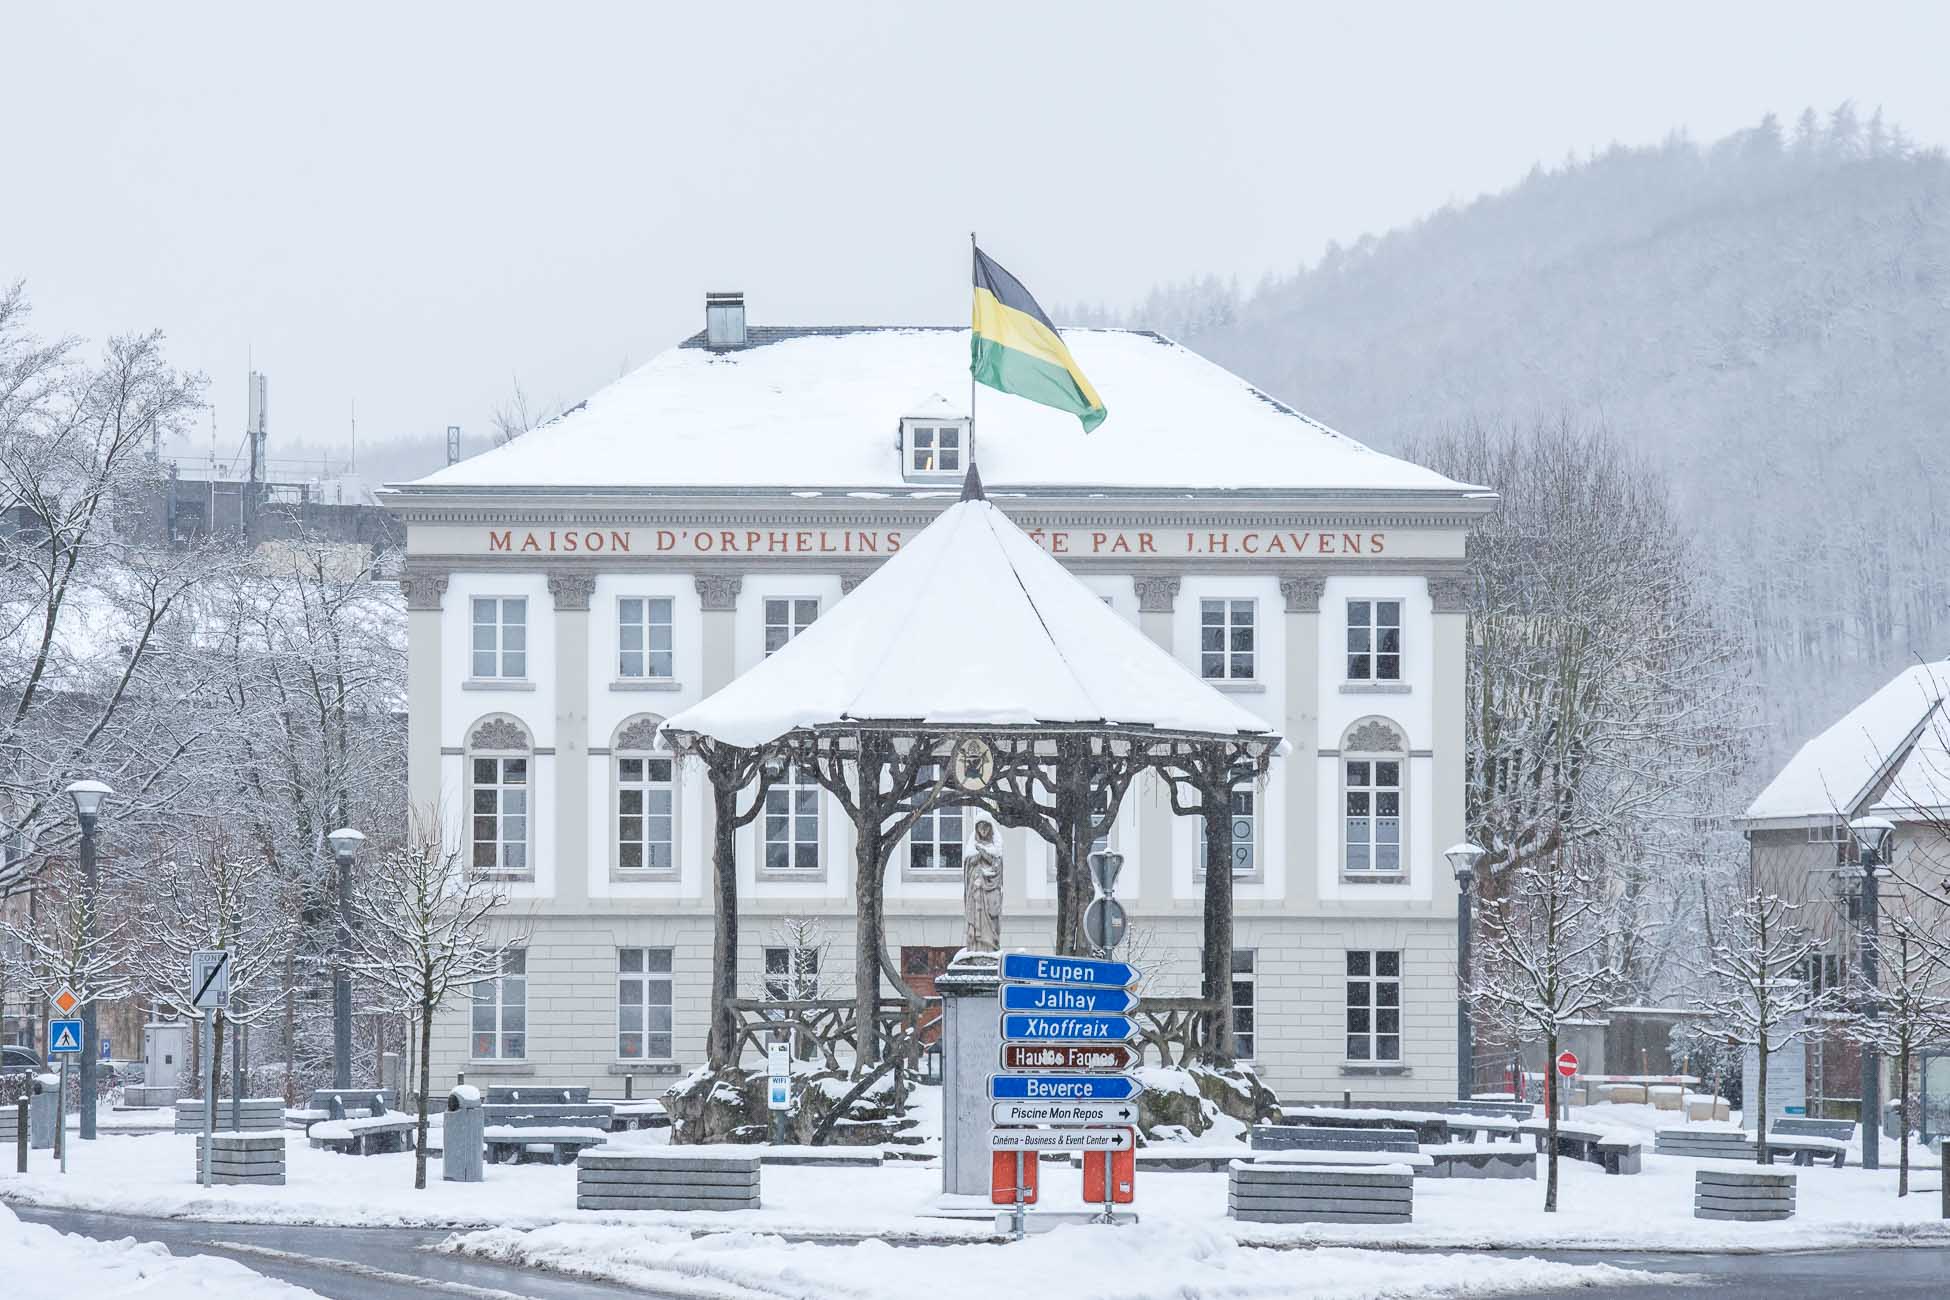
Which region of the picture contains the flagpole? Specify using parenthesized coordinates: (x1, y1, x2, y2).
(969, 231, 978, 456)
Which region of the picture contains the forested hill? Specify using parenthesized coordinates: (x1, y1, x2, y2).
(1073, 109, 1950, 777)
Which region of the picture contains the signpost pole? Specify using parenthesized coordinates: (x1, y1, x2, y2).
(1012, 1151, 1025, 1241)
(57, 1057, 68, 1174)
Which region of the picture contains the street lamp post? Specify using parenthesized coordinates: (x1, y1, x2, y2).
(65, 780, 112, 1141)
(1850, 815, 1895, 1173)
(1446, 841, 1487, 1103)
(326, 828, 366, 1089)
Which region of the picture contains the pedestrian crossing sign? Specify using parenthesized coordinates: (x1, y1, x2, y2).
(49, 1019, 83, 1054)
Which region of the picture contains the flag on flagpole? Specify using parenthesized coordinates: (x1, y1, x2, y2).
(971, 246, 1107, 432)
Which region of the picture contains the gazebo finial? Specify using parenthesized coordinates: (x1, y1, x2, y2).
(961, 462, 986, 502)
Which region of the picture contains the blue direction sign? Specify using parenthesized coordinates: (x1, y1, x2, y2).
(1000, 952, 1138, 989)
(49, 1019, 83, 1055)
(1001, 984, 1140, 1014)
(1001, 1013, 1140, 1042)
(989, 1073, 1144, 1102)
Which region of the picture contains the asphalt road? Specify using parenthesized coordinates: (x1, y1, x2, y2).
(12, 1205, 670, 1300)
(18, 1203, 1950, 1298)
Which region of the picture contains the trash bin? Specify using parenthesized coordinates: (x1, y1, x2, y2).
(444, 1084, 483, 1182)
(28, 1074, 58, 1150)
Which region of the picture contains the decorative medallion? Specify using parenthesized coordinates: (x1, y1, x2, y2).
(470, 717, 531, 752)
(1343, 720, 1405, 753)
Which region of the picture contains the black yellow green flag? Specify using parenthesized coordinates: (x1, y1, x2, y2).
(972, 246, 1107, 432)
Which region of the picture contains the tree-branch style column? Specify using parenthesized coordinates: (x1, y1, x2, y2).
(686, 737, 777, 1070)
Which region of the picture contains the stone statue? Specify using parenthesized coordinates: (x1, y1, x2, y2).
(963, 818, 1004, 952)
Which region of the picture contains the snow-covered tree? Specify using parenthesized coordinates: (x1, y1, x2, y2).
(1694, 884, 1819, 1162)
(0, 857, 134, 1021)
(348, 834, 514, 1190)
(1469, 845, 1623, 1212)
(1827, 920, 1950, 1197)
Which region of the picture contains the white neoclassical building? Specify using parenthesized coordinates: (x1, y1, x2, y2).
(382, 295, 1495, 1103)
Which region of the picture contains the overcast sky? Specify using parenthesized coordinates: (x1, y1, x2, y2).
(9, 2, 1949, 472)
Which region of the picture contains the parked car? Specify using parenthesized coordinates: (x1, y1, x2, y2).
(1, 1045, 46, 1078)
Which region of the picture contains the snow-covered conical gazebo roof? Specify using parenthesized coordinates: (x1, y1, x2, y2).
(661, 470, 1279, 751)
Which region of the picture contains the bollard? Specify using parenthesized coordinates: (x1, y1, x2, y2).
(443, 1084, 483, 1183)
(14, 1097, 24, 1172)
(29, 1075, 58, 1151)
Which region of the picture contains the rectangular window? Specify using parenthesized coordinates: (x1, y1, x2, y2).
(764, 597, 819, 655)
(616, 947, 673, 1060)
(764, 764, 821, 871)
(1232, 949, 1257, 1060)
(471, 596, 527, 679)
(1199, 598, 1255, 680)
(1345, 949, 1401, 1062)
(1344, 758, 1401, 874)
(471, 756, 529, 873)
(617, 597, 674, 679)
(471, 950, 526, 1059)
(1346, 599, 1402, 681)
(1199, 785, 1257, 873)
(911, 425, 962, 475)
(1809, 820, 1854, 867)
(908, 765, 963, 871)
(1803, 951, 1843, 996)
(763, 945, 821, 1001)
(617, 755, 674, 870)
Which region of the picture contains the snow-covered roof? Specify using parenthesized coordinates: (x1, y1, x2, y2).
(399, 327, 1481, 496)
(1744, 663, 1950, 823)
(661, 490, 1280, 749)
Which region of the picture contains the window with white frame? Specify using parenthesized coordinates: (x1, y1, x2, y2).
(1344, 757, 1401, 874)
(1198, 784, 1256, 873)
(471, 949, 526, 1059)
(1232, 949, 1257, 1059)
(617, 597, 674, 679)
(907, 764, 963, 871)
(471, 596, 527, 679)
(763, 763, 821, 871)
(468, 718, 531, 876)
(908, 423, 964, 476)
(1199, 598, 1255, 680)
(616, 947, 673, 1059)
(1808, 819, 1854, 867)
(617, 751, 674, 871)
(764, 945, 821, 1001)
(1802, 950, 1843, 997)
(764, 597, 819, 655)
(1345, 949, 1401, 1063)
(1346, 599, 1402, 681)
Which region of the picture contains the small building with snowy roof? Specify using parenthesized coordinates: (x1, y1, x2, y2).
(383, 292, 1495, 1104)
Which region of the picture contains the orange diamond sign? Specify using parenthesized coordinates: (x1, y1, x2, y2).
(50, 986, 80, 1016)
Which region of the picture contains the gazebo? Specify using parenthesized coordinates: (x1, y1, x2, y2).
(661, 468, 1284, 1075)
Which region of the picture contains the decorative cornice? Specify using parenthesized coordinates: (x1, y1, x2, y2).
(400, 570, 449, 611)
(545, 570, 598, 611)
(1133, 576, 1180, 614)
(1428, 575, 1473, 613)
(838, 568, 875, 594)
(1344, 719, 1405, 753)
(469, 717, 532, 752)
(694, 574, 743, 611)
(1279, 575, 1326, 613)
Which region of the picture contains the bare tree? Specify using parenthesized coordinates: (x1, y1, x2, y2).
(488, 376, 563, 447)
(347, 832, 514, 1189)
(1828, 921, 1950, 1197)
(1469, 844, 1623, 1212)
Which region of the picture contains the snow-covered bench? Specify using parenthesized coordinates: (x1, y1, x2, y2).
(1228, 1160, 1413, 1224)
(1421, 1140, 1538, 1179)
(1771, 1118, 1856, 1144)
(1277, 1105, 1449, 1144)
(484, 1123, 610, 1165)
(309, 1111, 419, 1155)
(1253, 1122, 1420, 1155)
(606, 1098, 670, 1131)
(1519, 1119, 1642, 1174)
(174, 1098, 283, 1133)
(1696, 1167, 1795, 1221)
(577, 1148, 759, 1212)
(1653, 1126, 1845, 1168)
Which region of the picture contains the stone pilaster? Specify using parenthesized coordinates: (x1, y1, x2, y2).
(694, 574, 743, 614)
(1281, 574, 1323, 907)
(549, 570, 595, 906)
(1133, 575, 1180, 904)
(403, 567, 448, 836)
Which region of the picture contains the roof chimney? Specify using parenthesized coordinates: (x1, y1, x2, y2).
(705, 292, 747, 350)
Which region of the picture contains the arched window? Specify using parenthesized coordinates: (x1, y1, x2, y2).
(466, 715, 533, 878)
(613, 715, 676, 875)
(1341, 718, 1405, 878)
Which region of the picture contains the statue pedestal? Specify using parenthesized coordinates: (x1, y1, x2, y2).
(936, 948, 1001, 1197)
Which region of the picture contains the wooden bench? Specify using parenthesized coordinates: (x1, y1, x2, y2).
(606, 1099, 670, 1131)
(1228, 1160, 1413, 1223)
(1519, 1119, 1642, 1174)
(482, 1099, 615, 1164)
(1653, 1127, 1844, 1168)
(1434, 1100, 1534, 1121)
(307, 1088, 394, 1120)
(309, 1112, 419, 1155)
(1423, 1141, 1538, 1180)
(1772, 1118, 1856, 1144)
(175, 1098, 283, 1133)
(577, 1149, 760, 1211)
(194, 1133, 286, 1186)
(1252, 1123, 1419, 1154)
(1279, 1106, 1449, 1144)
(485, 1086, 590, 1105)
(1695, 1167, 1795, 1221)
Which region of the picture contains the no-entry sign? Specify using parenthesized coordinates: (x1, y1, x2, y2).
(1556, 1050, 1579, 1077)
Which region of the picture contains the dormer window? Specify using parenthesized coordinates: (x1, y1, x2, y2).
(900, 398, 970, 482)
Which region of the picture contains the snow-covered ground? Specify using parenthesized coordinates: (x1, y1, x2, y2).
(1, 1201, 321, 1297)
(4, 1102, 1948, 1253)
(446, 1221, 1672, 1300)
